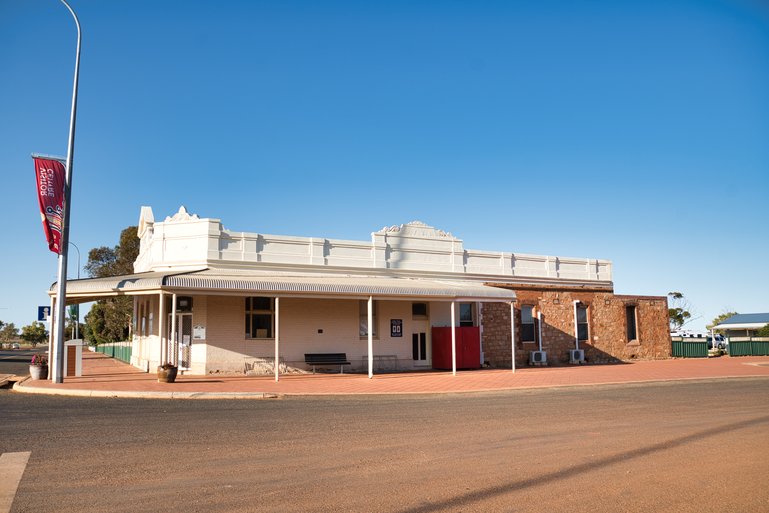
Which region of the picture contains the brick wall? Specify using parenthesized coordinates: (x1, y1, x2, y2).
(481, 287, 670, 367)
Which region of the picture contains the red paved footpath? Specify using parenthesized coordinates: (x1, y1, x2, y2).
(14, 350, 769, 398)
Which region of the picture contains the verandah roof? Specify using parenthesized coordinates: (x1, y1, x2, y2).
(50, 269, 516, 303)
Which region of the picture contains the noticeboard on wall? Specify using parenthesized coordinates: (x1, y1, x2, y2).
(193, 325, 206, 340)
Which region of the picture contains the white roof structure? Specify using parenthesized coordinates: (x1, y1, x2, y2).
(55, 269, 515, 302)
(711, 313, 769, 331)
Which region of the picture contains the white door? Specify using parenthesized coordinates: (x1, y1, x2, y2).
(411, 320, 430, 367)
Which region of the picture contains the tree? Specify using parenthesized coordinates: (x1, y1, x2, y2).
(707, 311, 738, 332)
(20, 322, 48, 347)
(668, 291, 696, 331)
(84, 226, 140, 278)
(0, 322, 19, 345)
(757, 324, 769, 338)
(83, 301, 131, 345)
(83, 226, 139, 345)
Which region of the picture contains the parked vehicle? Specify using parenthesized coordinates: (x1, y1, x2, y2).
(707, 335, 727, 350)
(11, 343, 20, 350)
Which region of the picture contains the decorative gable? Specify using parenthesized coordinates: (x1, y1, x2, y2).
(377, 221, 455, 239)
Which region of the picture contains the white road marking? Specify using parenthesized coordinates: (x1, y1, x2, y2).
(0, 452, 31, 513)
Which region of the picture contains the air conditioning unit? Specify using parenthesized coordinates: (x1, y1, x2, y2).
(569, 349, 586, 364)
(529, 351, 547, 366)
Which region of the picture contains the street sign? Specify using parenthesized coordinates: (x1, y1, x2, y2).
(38, 306, 51, 322)
(391, 319, 403, 337)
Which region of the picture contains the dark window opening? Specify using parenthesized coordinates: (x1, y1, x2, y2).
(626, 305, 637, 341)
(412, 302, 428, 318)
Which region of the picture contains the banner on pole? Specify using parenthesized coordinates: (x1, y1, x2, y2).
(33, 157, 66, 254)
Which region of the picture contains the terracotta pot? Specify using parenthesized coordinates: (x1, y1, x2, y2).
(157, 365, 178, 383)
(30, 365, 49, 380)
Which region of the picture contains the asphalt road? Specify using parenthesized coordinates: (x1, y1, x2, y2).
(2, 378, 768, 513)
(0, 350, 40, 378)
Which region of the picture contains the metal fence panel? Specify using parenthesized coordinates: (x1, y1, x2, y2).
(728, 341, 752, 356)
(672, 339, 708, 358)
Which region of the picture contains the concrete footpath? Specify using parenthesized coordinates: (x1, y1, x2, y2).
(12, 350, 769, 399)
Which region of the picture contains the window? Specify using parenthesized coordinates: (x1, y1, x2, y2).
(459, 303, 475, 327)
(359, 300, 378, 337)
(626, 305, 637, 341)
(139, 302, 145, 337)
(521, 306, 536, 343)
(576, 304, 589, 342)
(412, 302, 428, 319)
(246, 297, 274, 339)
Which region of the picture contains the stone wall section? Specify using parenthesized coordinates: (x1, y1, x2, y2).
(481, 287, 670, 367)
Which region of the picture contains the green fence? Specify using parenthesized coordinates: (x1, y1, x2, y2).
(95, 340, 132, 363)
(671, 338, 708, 358)
(728, 338, 769, 357)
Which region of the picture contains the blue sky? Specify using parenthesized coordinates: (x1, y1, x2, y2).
(1, 0, 767, 332)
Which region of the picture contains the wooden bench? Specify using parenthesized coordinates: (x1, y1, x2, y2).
(304, 353, 352, 374)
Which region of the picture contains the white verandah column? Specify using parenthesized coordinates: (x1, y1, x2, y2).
(158, 292, 165, 367)
(367, 296, 373, 379)
(170, 293, 177, 366)
(274, 297, 280, 382)
(48, 296, 55, 381)
(131, 296, 138, 362)
(510, 301, 516, 373)
(451, 300, 457, 377)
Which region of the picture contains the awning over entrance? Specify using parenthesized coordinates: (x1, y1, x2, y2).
(51, 269, 516, 302)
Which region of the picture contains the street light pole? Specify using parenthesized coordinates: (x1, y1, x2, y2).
(52, 0, 81, 383)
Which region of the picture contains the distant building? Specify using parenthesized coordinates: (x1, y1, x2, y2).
(711, 313, 769, 338)
(53, 206, 670, 375)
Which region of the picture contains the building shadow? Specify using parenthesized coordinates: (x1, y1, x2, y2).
(398, 414, 769, 513)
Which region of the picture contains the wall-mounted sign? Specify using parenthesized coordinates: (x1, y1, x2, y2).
(391, 319, 403, 338)
(193, 325, 206, 340)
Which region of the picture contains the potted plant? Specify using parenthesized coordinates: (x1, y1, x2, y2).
(30, 353, 49, 380)
(157, 363, 178, 383)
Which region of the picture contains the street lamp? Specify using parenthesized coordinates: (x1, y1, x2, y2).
(51, 0, 81, 383)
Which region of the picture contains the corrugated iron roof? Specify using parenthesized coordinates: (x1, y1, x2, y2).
(717, 313, 769, 325)
(53, 269, 515, 301)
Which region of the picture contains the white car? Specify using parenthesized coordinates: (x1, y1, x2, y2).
(11, 343, 20, 350)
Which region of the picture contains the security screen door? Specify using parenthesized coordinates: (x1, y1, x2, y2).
(168, 313, 193, 369)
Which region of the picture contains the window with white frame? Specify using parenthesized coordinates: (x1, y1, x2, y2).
(359, 300, 378, 337)
(459, 303, 475, 327)
(576, 304, 589, 342)
(521, 305, 536, 343)
(139, 302, 146, 337)
(245, 297, 274, 339)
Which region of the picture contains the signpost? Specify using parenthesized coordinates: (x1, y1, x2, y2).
(38, 306, 51, 322)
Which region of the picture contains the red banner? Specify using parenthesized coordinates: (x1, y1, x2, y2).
(33, 157, 66, 254)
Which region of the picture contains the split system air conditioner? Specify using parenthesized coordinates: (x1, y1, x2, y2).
(529, 350, 547, 366)
(569, 349, 586, 364)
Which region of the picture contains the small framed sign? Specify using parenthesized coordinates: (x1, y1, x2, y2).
(193, 325, 206, 340)
(391, 319, 403, 338)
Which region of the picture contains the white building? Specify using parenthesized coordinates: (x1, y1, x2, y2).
(56, 206, 622, 377)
